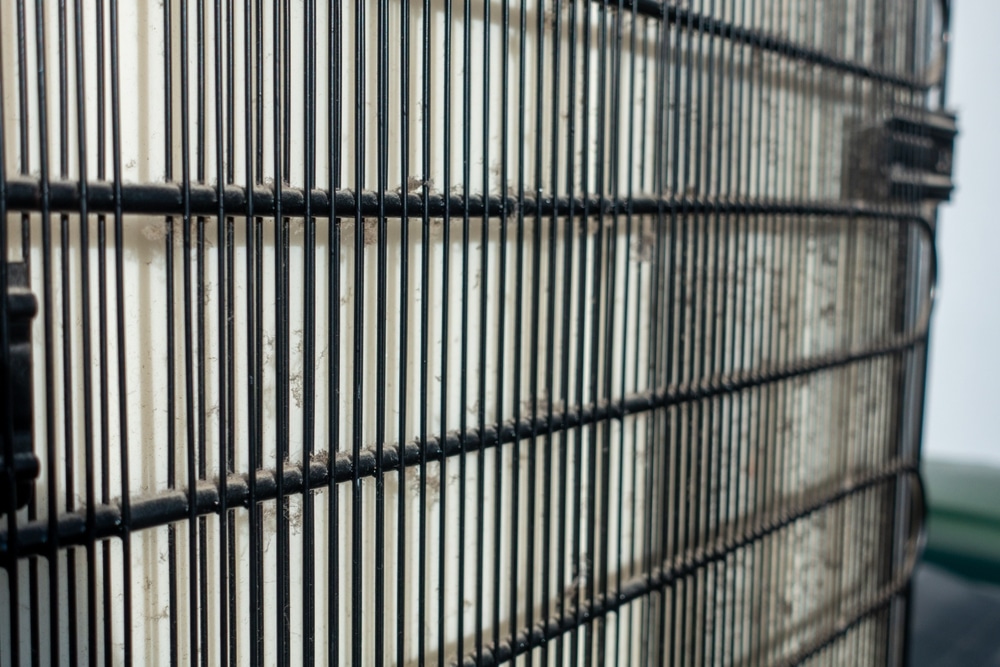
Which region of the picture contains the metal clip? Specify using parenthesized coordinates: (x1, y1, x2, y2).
(845, 108, 957, 203)
(1, 262, 38, 514)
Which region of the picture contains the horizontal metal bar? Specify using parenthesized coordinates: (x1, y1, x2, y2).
(0, 327, 925, 558)
(606, 0, 928, 90)
(4, 176, 929, 221)
(456, 462, 922, 666)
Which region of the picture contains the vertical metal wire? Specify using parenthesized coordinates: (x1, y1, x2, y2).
(553, 2, 573, 664)
(350, 0, 366, 662)
(55, 1, 80, 653)
(195, 1, 211, 660)
(458, 0, 472, 661)
(493, 0, 511, 659)
(212, 0, 233, 660)
(474, 0, 491, 661)
(301, 0, 317, 662)
(375, 0, 389, 662)
(223, 2, 238, 659)
(179, 0, 200, 660)
(109, 0, 133, 660)
(397, 0, 412, 663)
(326, 0, 342, 663)
(542, 1, 561, 663)
(524, 0, 543, 662)
(93, 0, 115, 660)
(242, 1, 261, 663)
(418, 0, 431, 660)
(438, 1, 453, 662)
(274, 0, 291, 660)
(69, 0, 97, 660)
(162, 0, 180, 660)
(31, 1, 63, 661)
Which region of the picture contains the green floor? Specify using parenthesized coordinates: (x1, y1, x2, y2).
(910, 458, 1000, 665)
(922, 458, 1000, 585)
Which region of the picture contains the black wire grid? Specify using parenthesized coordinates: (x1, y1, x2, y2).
(0, 0, 947, 664)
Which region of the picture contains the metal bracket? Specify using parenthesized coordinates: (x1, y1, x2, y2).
(844, 108, 957, 203)
(1, 262, 38, 514)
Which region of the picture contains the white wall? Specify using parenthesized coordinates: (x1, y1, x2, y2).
(925, 0, 1000, 466)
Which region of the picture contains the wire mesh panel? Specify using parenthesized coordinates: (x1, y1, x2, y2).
(0, 0, 949, 665)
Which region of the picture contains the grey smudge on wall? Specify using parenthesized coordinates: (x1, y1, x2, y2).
(401, 176, 434, 193)
(562, 558, 590, 608)
(291, 371, 303, 408)
(363, 218, 378, 246)
(631, 221, 657, 263)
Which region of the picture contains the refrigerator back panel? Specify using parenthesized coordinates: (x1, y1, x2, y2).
(0, 0, 951, 664)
